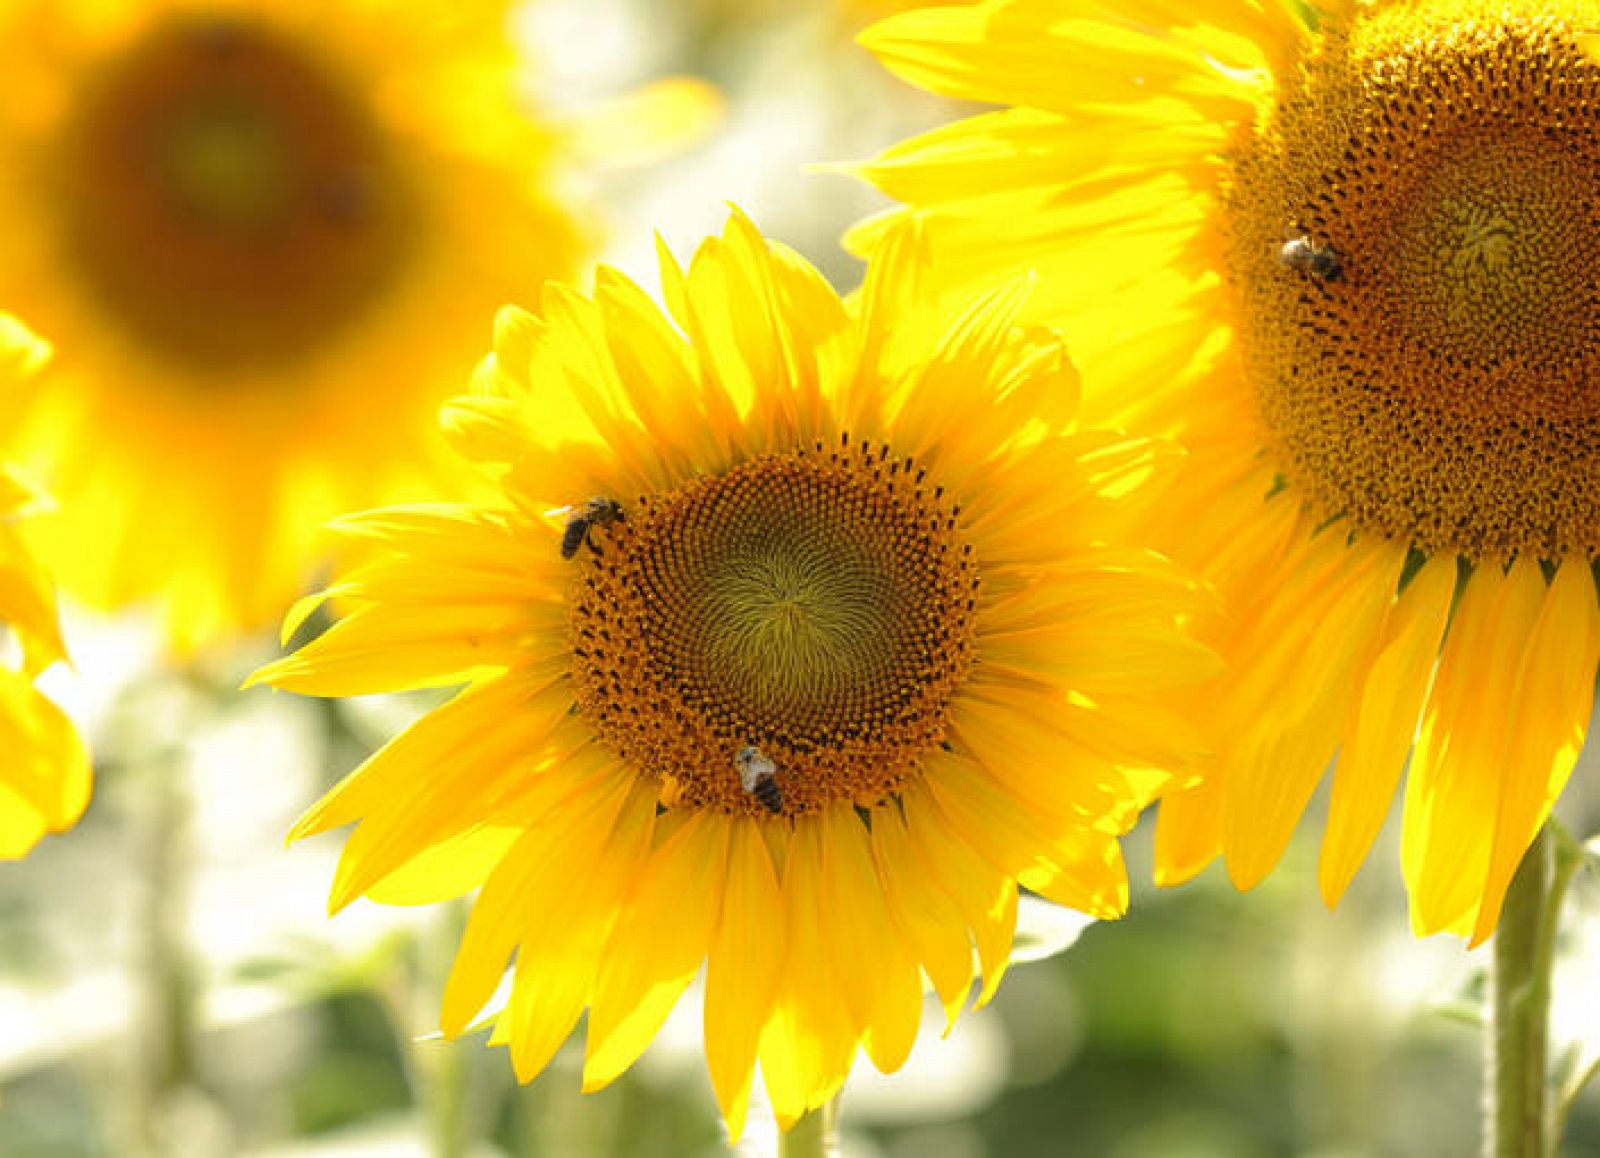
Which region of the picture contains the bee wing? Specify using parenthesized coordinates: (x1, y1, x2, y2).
(735, 747, 777, 792)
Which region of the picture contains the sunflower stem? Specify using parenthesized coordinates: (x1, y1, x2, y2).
(778, 1098, 841, 1158)
(1486, 821, 1579, 1158)
(131, 746, 202, 1157)
(123, 666, 231, 1157)
(420, 902, 477, 1158)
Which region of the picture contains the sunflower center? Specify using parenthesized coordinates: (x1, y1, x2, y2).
(1225, 3, 1600, 559)
(54, 15, 417, 372)
(569, 437, 980, 818)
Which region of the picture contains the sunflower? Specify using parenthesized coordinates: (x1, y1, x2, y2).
(250, 209, 1214, 1133)
(856, 0, 1600, 943)
(0, 316, 91, 858)
(0, 0, 638, 653)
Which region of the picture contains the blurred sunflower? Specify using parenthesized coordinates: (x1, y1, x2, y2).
(857, 0, 1600, 942)
(0, 0, 702, 653)
(0, 317, 90, 858)
(251, 209, 1214, 1133)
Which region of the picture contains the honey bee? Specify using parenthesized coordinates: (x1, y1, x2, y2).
(553, 497, 623, 559)
(1277, 234, 1344, 282)
(735, 745, 783, 815)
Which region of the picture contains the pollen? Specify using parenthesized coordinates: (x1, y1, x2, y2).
(568, 435, 981, 818)
(53, 14, 417, 372)
(1224, 2, 1600, 560)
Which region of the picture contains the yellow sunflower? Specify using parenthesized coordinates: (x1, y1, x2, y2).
(0, 316, 91, 858)
(250, 209, 1214, 1133)
(0, 0, 658, 653)
(857, 0, 1600, 943)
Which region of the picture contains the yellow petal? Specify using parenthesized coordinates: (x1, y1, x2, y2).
(503, 779, 657, 1083)
(1318, 554, 1455, 906)
(925, 750, 1064, 881)
(1018, 829, 1128, 921)
(252, 601, 527, 695)
(1469, 560, 1600, 945)
(858, 105, 1226, 205)
(947, 696, 1166, 835)
(901, 783, 1016, 1007)
(1220, 535, 1407, 889)
(758, 819, 857, 1128)
(0, 522, 66, 674)
(0, 673, 90, 858)
(364, 823, 521, 907)
(817, 805, 921, 1076)
(1404, 560, 1545, 935)
(290, 674, 565, 843)
(582, 814, 731, 1090)
(870, 806, 974, 1026)
(703, 821, 784, 1139)
(861, 3, 1258, 120)
(439, 759, 637, 1037)
(1153, 774, 1223, 886)
(887, 276, 1035, 459)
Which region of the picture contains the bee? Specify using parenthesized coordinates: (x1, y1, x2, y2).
(735, 745, 783, 815)
(1277, 234, 1344, 282)
(553, 497, 623, 559)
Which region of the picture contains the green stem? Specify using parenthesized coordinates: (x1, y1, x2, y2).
(424, 1025, 471, 1158)
(128, 730, 202, 1158)
(1486, 822, 1580, 1158)
(420, 903, 474, 1158)
(1556, 1055, 1600, 1145)
(779, 1098, 841, 1158)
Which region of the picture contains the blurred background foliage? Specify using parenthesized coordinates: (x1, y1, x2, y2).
(3, 0, 1600, 1154)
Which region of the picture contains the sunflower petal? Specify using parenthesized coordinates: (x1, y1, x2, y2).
(1404, 560, 1546, 936)
(583, 815, 731, 1090)
(1318, 555, 1455, 907)
(703, 821, 784, 1137)
(1469, 560, 1600, 945)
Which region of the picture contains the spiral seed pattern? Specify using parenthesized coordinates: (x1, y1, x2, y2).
(569, 434, 980, 817)
(1225, 3, 1600, 559)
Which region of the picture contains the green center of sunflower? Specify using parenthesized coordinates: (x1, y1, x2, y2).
(1224, 3, 1600, 559)
(568, 436, 980, 818)
(55, 15, 417, 373)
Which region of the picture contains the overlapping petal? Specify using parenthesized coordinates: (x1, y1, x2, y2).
(0, 316, 89, 859)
